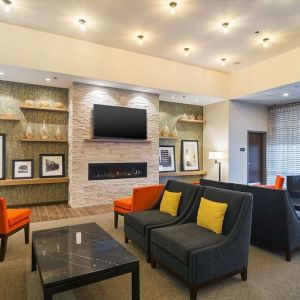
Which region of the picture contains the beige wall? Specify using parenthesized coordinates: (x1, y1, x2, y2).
(228, 101, 268, 184)
(203, 101, 229, 181)
(68, 83, 159, 207)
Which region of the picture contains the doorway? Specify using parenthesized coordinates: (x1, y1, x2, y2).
(247, 131, 266, 184)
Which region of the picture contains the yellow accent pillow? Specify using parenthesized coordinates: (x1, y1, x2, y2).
(197, 198, 228, 234)
(160, 190, 182, 217)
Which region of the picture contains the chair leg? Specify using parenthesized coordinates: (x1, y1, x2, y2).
(146, 250, 151, 263)
(151, 259, 156, 268)
(0, 235, 8, 262)
(114, 212, 118, 229)
(285, 250, 292, 262)
(24, 223, 30, 244)
(189, 284, 198, 300)
(125, 236, 129, 243)
(241, 267, 247, 281)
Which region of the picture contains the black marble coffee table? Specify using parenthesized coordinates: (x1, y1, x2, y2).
(31, 222, 139, 300)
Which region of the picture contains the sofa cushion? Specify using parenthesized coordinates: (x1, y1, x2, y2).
(160, 190, 182, 216)
(7, 208, 31, 227)
(151, 223, 226, 264)
(114, 197, 132, 211)
(125, 210, 176, 235)
(200, 179, 234, 190)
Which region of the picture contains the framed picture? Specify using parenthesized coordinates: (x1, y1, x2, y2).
(159, 146, 176, 172)
(12, 159, 34, 179)
(0, 133, 5, 180)
(39, 154, 65, 178)
(181, 140, 199, 171)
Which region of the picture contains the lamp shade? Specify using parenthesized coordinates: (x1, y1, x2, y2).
(209, 151, 224, 160)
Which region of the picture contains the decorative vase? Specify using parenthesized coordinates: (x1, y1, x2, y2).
(181, 113, 188, 120)
(40, 101, 50, 108)
(54, 102, 64, 109)
(197, 114, 202, 120)
(55, 126, 64, 140)
(25, 100, 34, 106)
(189, 114, 195, 120)
(25, 124, 33, 139)
(162, 124, 170, 137)
(40, 120, 48, 140)
(171, 127, 178, 138)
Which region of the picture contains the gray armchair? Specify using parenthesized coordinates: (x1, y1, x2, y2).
(150, 186, 253, 300)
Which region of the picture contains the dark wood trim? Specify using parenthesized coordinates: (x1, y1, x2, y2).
(7, 200, 68, 208)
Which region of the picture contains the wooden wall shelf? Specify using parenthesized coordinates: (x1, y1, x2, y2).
(159, 136, 178, 140)
(0, 116, 20, 121)
(0, 177, 69, 187)
(20, 138, 68, 143)
(159, 170, 207, 177)
(20, 105, 68, 113)
(177, 118, 205, 124)
(84, 138, 152, 143)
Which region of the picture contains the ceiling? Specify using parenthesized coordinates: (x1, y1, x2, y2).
(237, 81, 300, 106)
(0, 64, 222, 106)
(1, 0, 300, 72)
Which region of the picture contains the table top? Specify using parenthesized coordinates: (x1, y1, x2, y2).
(32, 222, 138, 286)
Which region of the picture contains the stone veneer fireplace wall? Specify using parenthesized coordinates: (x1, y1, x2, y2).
(68, 82, 159, 207)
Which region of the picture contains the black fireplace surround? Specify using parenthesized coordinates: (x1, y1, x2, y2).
(88, 162, 147, 180)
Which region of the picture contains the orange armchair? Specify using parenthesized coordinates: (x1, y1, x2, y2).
(256, 175, 285, 190)
(113, 184, 165, 228)
(0, 198, 31, 262)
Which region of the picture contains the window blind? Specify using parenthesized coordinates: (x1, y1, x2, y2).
(267, 102, 300, 184)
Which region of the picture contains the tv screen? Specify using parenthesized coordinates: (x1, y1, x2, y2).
(93, 104, 147, 140)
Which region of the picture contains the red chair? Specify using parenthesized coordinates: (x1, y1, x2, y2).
(0, 198, 31, 262)
(113, 184, 165, 228)
(257, 175, 285, 190)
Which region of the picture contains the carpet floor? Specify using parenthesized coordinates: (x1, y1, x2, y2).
(0, 213, 299, 300)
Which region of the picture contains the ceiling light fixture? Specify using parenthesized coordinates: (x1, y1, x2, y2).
(45, 78, 51, 82)
(137, 35, 144, 45)
(0, 72, 4, 76)
(262, 37, 270, 48)
(78, 19, 86, 31)
(3, 0, 12, 13)
(221, 58, 227, 66)
(169, 1, 177, 15)
(171, 96, 175, 99)
(283, 93, 289, 97)
(222, 22, 230, 34)
(184, 47, 190, 56)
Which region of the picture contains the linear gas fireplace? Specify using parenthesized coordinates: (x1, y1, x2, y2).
(88, 162, 147, 181)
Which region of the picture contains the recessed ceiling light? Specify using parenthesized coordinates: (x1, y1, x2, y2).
(3, 0, 12, 13)
(184, 47, 190, 56)
(45, 78, 51, 82)
(53, 77, 58, 80)
(169, 1, 177, 15)
(221, 58, 227, 66)
(262, 37, 270, 48)
(222, 22, 230, 34)
(0, 71, 4, 76)
(137, 35, 144, 45)
(195, 99, 199, 103)
(171, 96, 175, 99)
(78, 19, 86, 31)
(182, 95, 186, 98)
(283, 93, 289, 97)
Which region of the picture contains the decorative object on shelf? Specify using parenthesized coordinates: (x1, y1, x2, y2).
(12, 159, 34, 179)
(161, 124, 170, 137)
(39, 154, 65, 178)
(40, 120, 49, 140)
(55, 126, 64, 140)
(0, 133, 5, 180)
(181, 140, 199, 171)
(188, 114, 195, 120)
(159, 145, 176, 172)
(54, 102, 64, 109)
(24, 100, 34, 106)
(39, 101, 50, 108)
(171, 127, 178, 138)
(197, 114, 202, 120)
(24, 124, 34, 139)
(181, 113, 188, 120)
(209, 151, 225, 181)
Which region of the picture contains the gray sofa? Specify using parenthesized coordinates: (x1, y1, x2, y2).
(124, 180, 200, 262)
(150, 186, 253, 300)
(287, 175, 300, 209)
(200, 178, 300, 261)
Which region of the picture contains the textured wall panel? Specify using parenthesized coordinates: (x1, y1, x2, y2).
(69, 83, 159, 207)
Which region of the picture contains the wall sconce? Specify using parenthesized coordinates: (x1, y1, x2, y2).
(209, 151, 224, 181)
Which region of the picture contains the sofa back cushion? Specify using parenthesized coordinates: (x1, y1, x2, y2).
(287, 175, 300, 198)
(165, 180, 199, 216)
(200, 179, 234, 190)
(202, 187, 249, 235)
(160, 190, 182, 216)
(233, 184, 289, 245)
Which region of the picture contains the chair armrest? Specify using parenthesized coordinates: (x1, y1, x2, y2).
(0, 198, 9, 234)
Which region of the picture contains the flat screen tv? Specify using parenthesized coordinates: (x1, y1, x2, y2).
(93, 104, 147, 140)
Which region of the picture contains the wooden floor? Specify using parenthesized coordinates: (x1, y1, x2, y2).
(29, 203, 113, 223)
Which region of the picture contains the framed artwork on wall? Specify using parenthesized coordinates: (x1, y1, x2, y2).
(0, 133, 5, 180)
(159, 145, 176, 172)
(39, 154, 65, 178)
(181, 140, 199, 171)
(12, 159, 34, 179)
